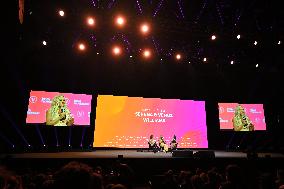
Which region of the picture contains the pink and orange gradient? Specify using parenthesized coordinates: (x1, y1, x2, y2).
(93, 95, 208, 148)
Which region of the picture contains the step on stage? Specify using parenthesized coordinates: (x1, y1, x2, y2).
(2, 150, 284, 159)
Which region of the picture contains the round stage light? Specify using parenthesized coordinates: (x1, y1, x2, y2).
(278, 40, 281, 45)
(237, 34, 241, 39)
(203, 57, 207, 62)
(115, 16, 126, 27)
(256, 64, 259, 68)
(87, 17, 95, 26)
(140, 23, 150, 34)
(231, 60, 234, 65)
(112, 46, 122, 56)
(78, 43, 86, 51)
(254, 41, 258, 45)
(211, 35, 216, 40)
(59, 10, 65, 17)
(42, 40, 47, 46)
(176, 53, 181, 60)
(143, 49, 151, 58)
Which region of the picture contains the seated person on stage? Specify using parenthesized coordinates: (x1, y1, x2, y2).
(170, 135, 178, 151)
(232, 105, 255, 131)
(148, 134, 158, 152)
(159, 136, 169, 152)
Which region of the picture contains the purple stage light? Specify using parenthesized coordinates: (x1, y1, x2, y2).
(177, 0, 185, 19)
(216, 2, 224, 25)
(195, 0, 207, 23)
(151, 36, 160, 55)
(68, 127, 72, 147)
(121, 34, 132, 53)
(108, 0, 116, 9)
(54, 127, 59, 147)
(90, 0, 97, 8)
(136, 0, 143, 14)
(0, 131, 15, 148)
(153, 0, 164, 17)
(36, 126, 45, 146)
(90, 34, 97, 47)
(81, 127, 87, 147)
(0, 109, 30, 146)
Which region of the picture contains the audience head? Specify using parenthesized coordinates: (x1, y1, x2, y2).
(53, 161, 102, 189)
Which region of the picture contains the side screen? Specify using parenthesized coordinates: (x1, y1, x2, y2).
(218, 103, 266, 131)
(26, 91, 92, 126)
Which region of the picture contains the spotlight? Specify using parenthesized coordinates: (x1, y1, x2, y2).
(203, 57, 207, 62)
(254, 41, 258, 46)
(231, 60, 234, 65)
(211, 35, 216, 40)
(130, 55, 132, 58)
(42, 40, 47, 46)
(278, 40, 281, 45)
(69, 144, 71, 147)
(188, 61, 191, 64)
(28, 144, 31, 147)
(97, 52, 99, 55)
(112, 46, 122, 56)
(87, 17, 95, 26)
(256, 64, 259, 68)
(140, 23, 150, 34)
(142, 49, 151, 58)
(175, 53, 181, 60)
(43, 144, 46, 147)
(59, 10, 65, 17)
(160, 58, 163, 61)
(78, 43, 86, 51)
(237, 34, 241, 39)
(115, 15, 126, 27)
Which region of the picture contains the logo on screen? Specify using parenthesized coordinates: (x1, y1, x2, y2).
(255, 118, 260, 123)
(219, 107, 224, 114)
(77, 111, 84, 117)
(227, 108, 235, 113)
(29, 96, 37, 103)
(65, 98, 70, 105)
(41, 97, 51, 103)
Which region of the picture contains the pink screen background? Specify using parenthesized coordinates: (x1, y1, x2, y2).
(218, 103, 266, 130)
(26, 91, 92, 125)
(93, 95, 208, 148)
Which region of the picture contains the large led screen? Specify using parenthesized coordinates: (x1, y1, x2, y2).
(218, 103, 266, 131)
(93, 95, 208, 148)
(26, 91, 92, 126)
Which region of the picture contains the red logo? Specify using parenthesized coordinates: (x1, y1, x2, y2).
(29, 96, 37, 103)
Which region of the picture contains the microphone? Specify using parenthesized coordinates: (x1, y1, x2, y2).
(60, 108, 66, 121)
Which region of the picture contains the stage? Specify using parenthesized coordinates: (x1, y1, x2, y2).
(1, 150, 284, 159)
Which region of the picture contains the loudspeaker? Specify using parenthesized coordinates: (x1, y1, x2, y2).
(172, 150, 193, 158)
(194, 151, 215, 159)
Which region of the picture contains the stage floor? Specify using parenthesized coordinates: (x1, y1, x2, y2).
(2, 150, 284, 159)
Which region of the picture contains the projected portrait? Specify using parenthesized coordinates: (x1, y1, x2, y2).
(46, 95, 74, 126)
(232, 105, 254, 131)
